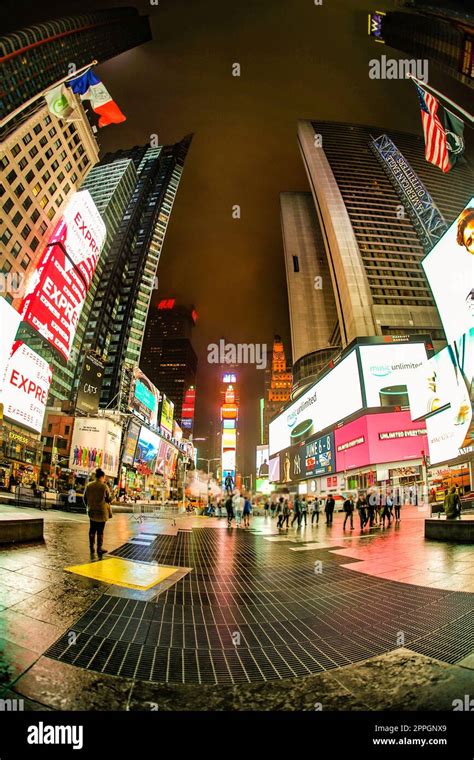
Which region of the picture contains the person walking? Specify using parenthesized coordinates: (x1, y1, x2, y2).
(280, 499, 290, 530)
(233, 491, 244, 527)
(394, 492, 402, 522)
(343, 494, 354, 530)
(243, 495, 252, 528)
(311, 497, 321, 525)
(276, 497, 285, 528)
(381, 495, 392, 528)
(300, 497, 308, 527)
(291, 495, 301, 528)
(325, 494, 335, 526)
(367, 493, 376, 527)
(225, 494, 234, 526)
(264, 499, 270, 518)
(270, 500, 276, 519)
(356, 493, 368, 530)
(84, 468, 113, 556)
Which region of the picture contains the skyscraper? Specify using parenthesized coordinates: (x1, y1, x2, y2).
(0, 7, 152, 138)
(296, 120, 473, 366)
(140, 300, 198, 424)
(83, 136, 193, 409)
(369, 3, 473, 92)
(263, 336, 292, 444)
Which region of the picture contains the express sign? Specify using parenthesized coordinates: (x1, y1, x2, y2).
(0, 341, 52, 433)
(20, 191, 106, 362)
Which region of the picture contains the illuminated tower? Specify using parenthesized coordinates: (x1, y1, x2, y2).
(263, 336, 292, 444)
(220, 371, 239, 488)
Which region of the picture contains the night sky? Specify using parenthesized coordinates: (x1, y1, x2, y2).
(3, 0, 472, 476)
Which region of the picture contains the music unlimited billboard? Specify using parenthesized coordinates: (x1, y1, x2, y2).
(20, 191, 106, 362)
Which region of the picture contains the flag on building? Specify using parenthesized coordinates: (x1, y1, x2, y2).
(44, 84, 78, 121)
(414, 83, 450, 173)
(66, 69, 126, 128)
(443, 108, 465, 170)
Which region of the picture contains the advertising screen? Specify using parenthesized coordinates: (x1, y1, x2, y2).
(223, 419, 236, 429)
(75, 352, 105, 414)
(122, 420, 141, 465)
(359, 342, 428, 408)
(134, 426, 161, 473)
(269, 350, 362, 455)
(256, 444, 269, 477)
(222, 429, 237, 449)
(0, 298, 22, 391)
(129, 367, 159, 427)
(268, 455, 280, 483)
(181, 387, 195, 429)
(20, 191, 106, 362)
(222, 449, 236, 471)
(0, 341, 52, 433)
(407, 329, 473, 421)
(334, 412, 427, 471)
(422, 197, 474, 344)
(70, 417, 122, 478)
(159, 394, 174, 435)
(305, 432, 335, 477)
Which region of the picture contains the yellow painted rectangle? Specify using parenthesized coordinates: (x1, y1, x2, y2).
(65, 557, 178, 589)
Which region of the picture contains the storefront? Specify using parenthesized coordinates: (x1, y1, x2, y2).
(0, 420, 43, 489)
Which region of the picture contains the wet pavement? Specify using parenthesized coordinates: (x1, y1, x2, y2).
(0, 505, 473, 710)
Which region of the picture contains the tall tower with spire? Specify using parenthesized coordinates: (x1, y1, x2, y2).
(263, 335, 292, 444)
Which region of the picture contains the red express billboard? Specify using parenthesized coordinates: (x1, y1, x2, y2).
(20, 191, 106, 362)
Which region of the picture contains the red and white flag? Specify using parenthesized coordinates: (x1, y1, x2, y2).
(414, 83, 449, 173)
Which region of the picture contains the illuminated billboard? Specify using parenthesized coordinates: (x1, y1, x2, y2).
(222, 449, 236, 471)
(422, 198, 474, 345)
(129, 367, 159, 427)
(159, 394, 174, 435)
(70, 417, 122, 478)
(269, 350, 362, 455)
(256, 445, 269, 477)
(181, 386, 195, 431)
(0, 298, 22, 391)
(20, 191, 106, 362)
(268, 455, 280, 483)
(0, 341, 52, 433)
(122, 420, 141, 465)
(75, 352, 104, 415)
(222, 429, 237, 449)
(134, 425, 161, 473)
(359, 342, 428, 408)
(223, 373, 236, 384)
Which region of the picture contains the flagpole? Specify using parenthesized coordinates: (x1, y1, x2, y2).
(407, 73, 474, 124)
(0, 60, 98, 129)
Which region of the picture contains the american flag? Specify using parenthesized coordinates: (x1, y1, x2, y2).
(415, 83, 450, 173)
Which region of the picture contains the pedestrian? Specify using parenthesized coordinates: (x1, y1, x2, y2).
(343, 494, 354, 530)
(270, 500, 276, 519)
(276, 497, 285, 528)
(225, 494, 234, 526)
(301, 497, 308, 526)
(367, 492, 377, 527)
(325, 494, 335, 526)
(381, 495, 392, 528)
(394, 492, 402, 522)
(291, 495, 302, 527)
(264, 499, 270, 517)
(311, 497, 321, 525)
(84, 468, 113, 556)
(444, 487, 460, 520)
(280, 499, 290, 530)
(243, 495, 252, 527)
(233, 491, 244, 527)
(356, 493, 367, 530)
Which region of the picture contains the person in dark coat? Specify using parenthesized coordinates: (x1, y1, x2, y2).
(343, 494, 354, 530)
(325, 495, 335, 526)
(84, 468, 113, 556)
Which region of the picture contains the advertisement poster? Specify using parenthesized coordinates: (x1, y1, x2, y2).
(70, 417, 122, 478)
(134, 425, 161, 473)
(75, 352, 105, 414)
(256, 444, 269, 477)
(305, 432, 334, 477)
(19, 191, 106, 362)
(0, 341, 52, 433)
(159, 394, 174, 435)
(422, 197, 474, 345)
(268, 455, 280, 483)
(0, 298, 22, 391)
(359, 342, 428, 408)
(129, 367, 160, 427)
(122, 420, 141, 465)
(269, 350, 362, 455)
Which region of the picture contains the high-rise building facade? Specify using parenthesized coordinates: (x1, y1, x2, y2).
(0, 100, 98, 306)
(297, 120, 473, 361)
(262, 335, 292, 444)
(81, 137, 193, 409)
(140, 300, 198, 424)
(0, 7, 152, 138)
(280, 191, 340, 393)
(369, 3, 473, 92)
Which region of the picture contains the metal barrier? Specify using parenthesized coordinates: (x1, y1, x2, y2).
(131, 501, 181, 526)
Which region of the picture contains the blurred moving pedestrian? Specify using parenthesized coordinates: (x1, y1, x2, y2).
(264, 499, 270, 517)
(311, 497, 321, 525)
(84, 468, 113, 556)
(381, 496, 392, 528)
(270, 500, 276, 519)
(280, 499, 290, 530)
(343, 494, 354, 529)
(243, 495, 252, 527)
(356, 493, 368, 530)
(291, 495, 302, 527)
(225, 494, 234, 526)
(301, 497, 308, 526)
(233, 491, 244, 527)
(325, 494, 335, 526)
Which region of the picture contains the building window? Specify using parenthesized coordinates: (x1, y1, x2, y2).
(6, 170, 17, 183)
(48, 183, 57, 196)
(31, 236, 39, 251)
(14, 183, 25, 198)
(25, 170, 34, 183)
(11, 241, 21, 258)
(19, 157, 27, 170)
(11, 145, 20, 157)
(44, 115, 52, 126)
(3, 198, 14, 213)
(33, 124, 42, 135)
(35, 158, 44, 171)
(42, 171, 50, 183)
(3, 259, 12, 273)
(21, 224, 31, 240)
(20, 255, 31, 270)
(12, 211, 22, 227)
(22, 196, 32, 210)
(47, 207, 55, 220)
(29, 146, 38, 158)
(1, 229, 12, 244)
(31, 209, 40, 223)
(45, 149, 53, 159)
(32, 182, 41, 196)
(39, 136, 47, 147)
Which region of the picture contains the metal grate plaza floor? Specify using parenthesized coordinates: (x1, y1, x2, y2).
(45, 527, 474, 685)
